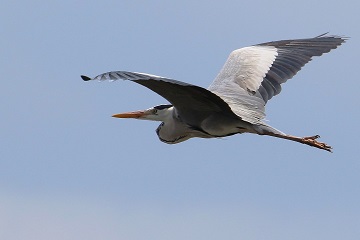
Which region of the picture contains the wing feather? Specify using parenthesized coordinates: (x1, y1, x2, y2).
(81, 71, 238, 126)
(208, 34, 347, 123)
(82, 34, 347, 125)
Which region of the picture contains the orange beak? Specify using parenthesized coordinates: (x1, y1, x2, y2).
(112, 110, 147, 119)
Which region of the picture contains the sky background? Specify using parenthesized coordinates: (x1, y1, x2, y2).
(1, 0, 359, 239)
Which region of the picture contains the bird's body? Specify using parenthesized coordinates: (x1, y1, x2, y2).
(82, 34, 347, 152)
(154, 106, 254, 144)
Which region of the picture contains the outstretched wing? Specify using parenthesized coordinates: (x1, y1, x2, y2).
(81, 71, 238, 126)
(208, 34, 347, 124)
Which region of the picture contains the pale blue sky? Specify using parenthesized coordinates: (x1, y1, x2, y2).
(1, 0, 359, 239)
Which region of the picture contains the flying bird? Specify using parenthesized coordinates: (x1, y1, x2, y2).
(82, 34, 347, 152)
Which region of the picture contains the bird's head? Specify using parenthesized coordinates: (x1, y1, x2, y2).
(112, 104, 173, 122)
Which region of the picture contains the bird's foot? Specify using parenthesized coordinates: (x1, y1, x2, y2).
(301, 135, 332, 152)
(303, 135, 320, 140)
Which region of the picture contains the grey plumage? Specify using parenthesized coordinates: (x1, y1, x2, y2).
(82, 34, 347, 152)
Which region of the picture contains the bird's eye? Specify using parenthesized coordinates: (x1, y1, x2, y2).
(153, 109, 158, 114)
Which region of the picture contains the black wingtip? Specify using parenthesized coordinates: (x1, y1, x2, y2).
(81, 75, 92, 81)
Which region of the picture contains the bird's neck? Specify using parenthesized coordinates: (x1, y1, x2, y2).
(156, 107, 191, 144)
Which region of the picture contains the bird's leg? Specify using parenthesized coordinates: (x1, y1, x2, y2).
(262, 133, 332, 152)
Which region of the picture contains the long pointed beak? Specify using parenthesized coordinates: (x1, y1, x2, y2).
(112, 110, 147, 119)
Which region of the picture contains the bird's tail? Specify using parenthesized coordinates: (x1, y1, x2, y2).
(253, 122, 285, 136)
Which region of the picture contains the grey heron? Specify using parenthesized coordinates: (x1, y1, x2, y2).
(82, 34, 347, 152)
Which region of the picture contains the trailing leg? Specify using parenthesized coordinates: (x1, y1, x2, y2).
(261, 132, 332, 152)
